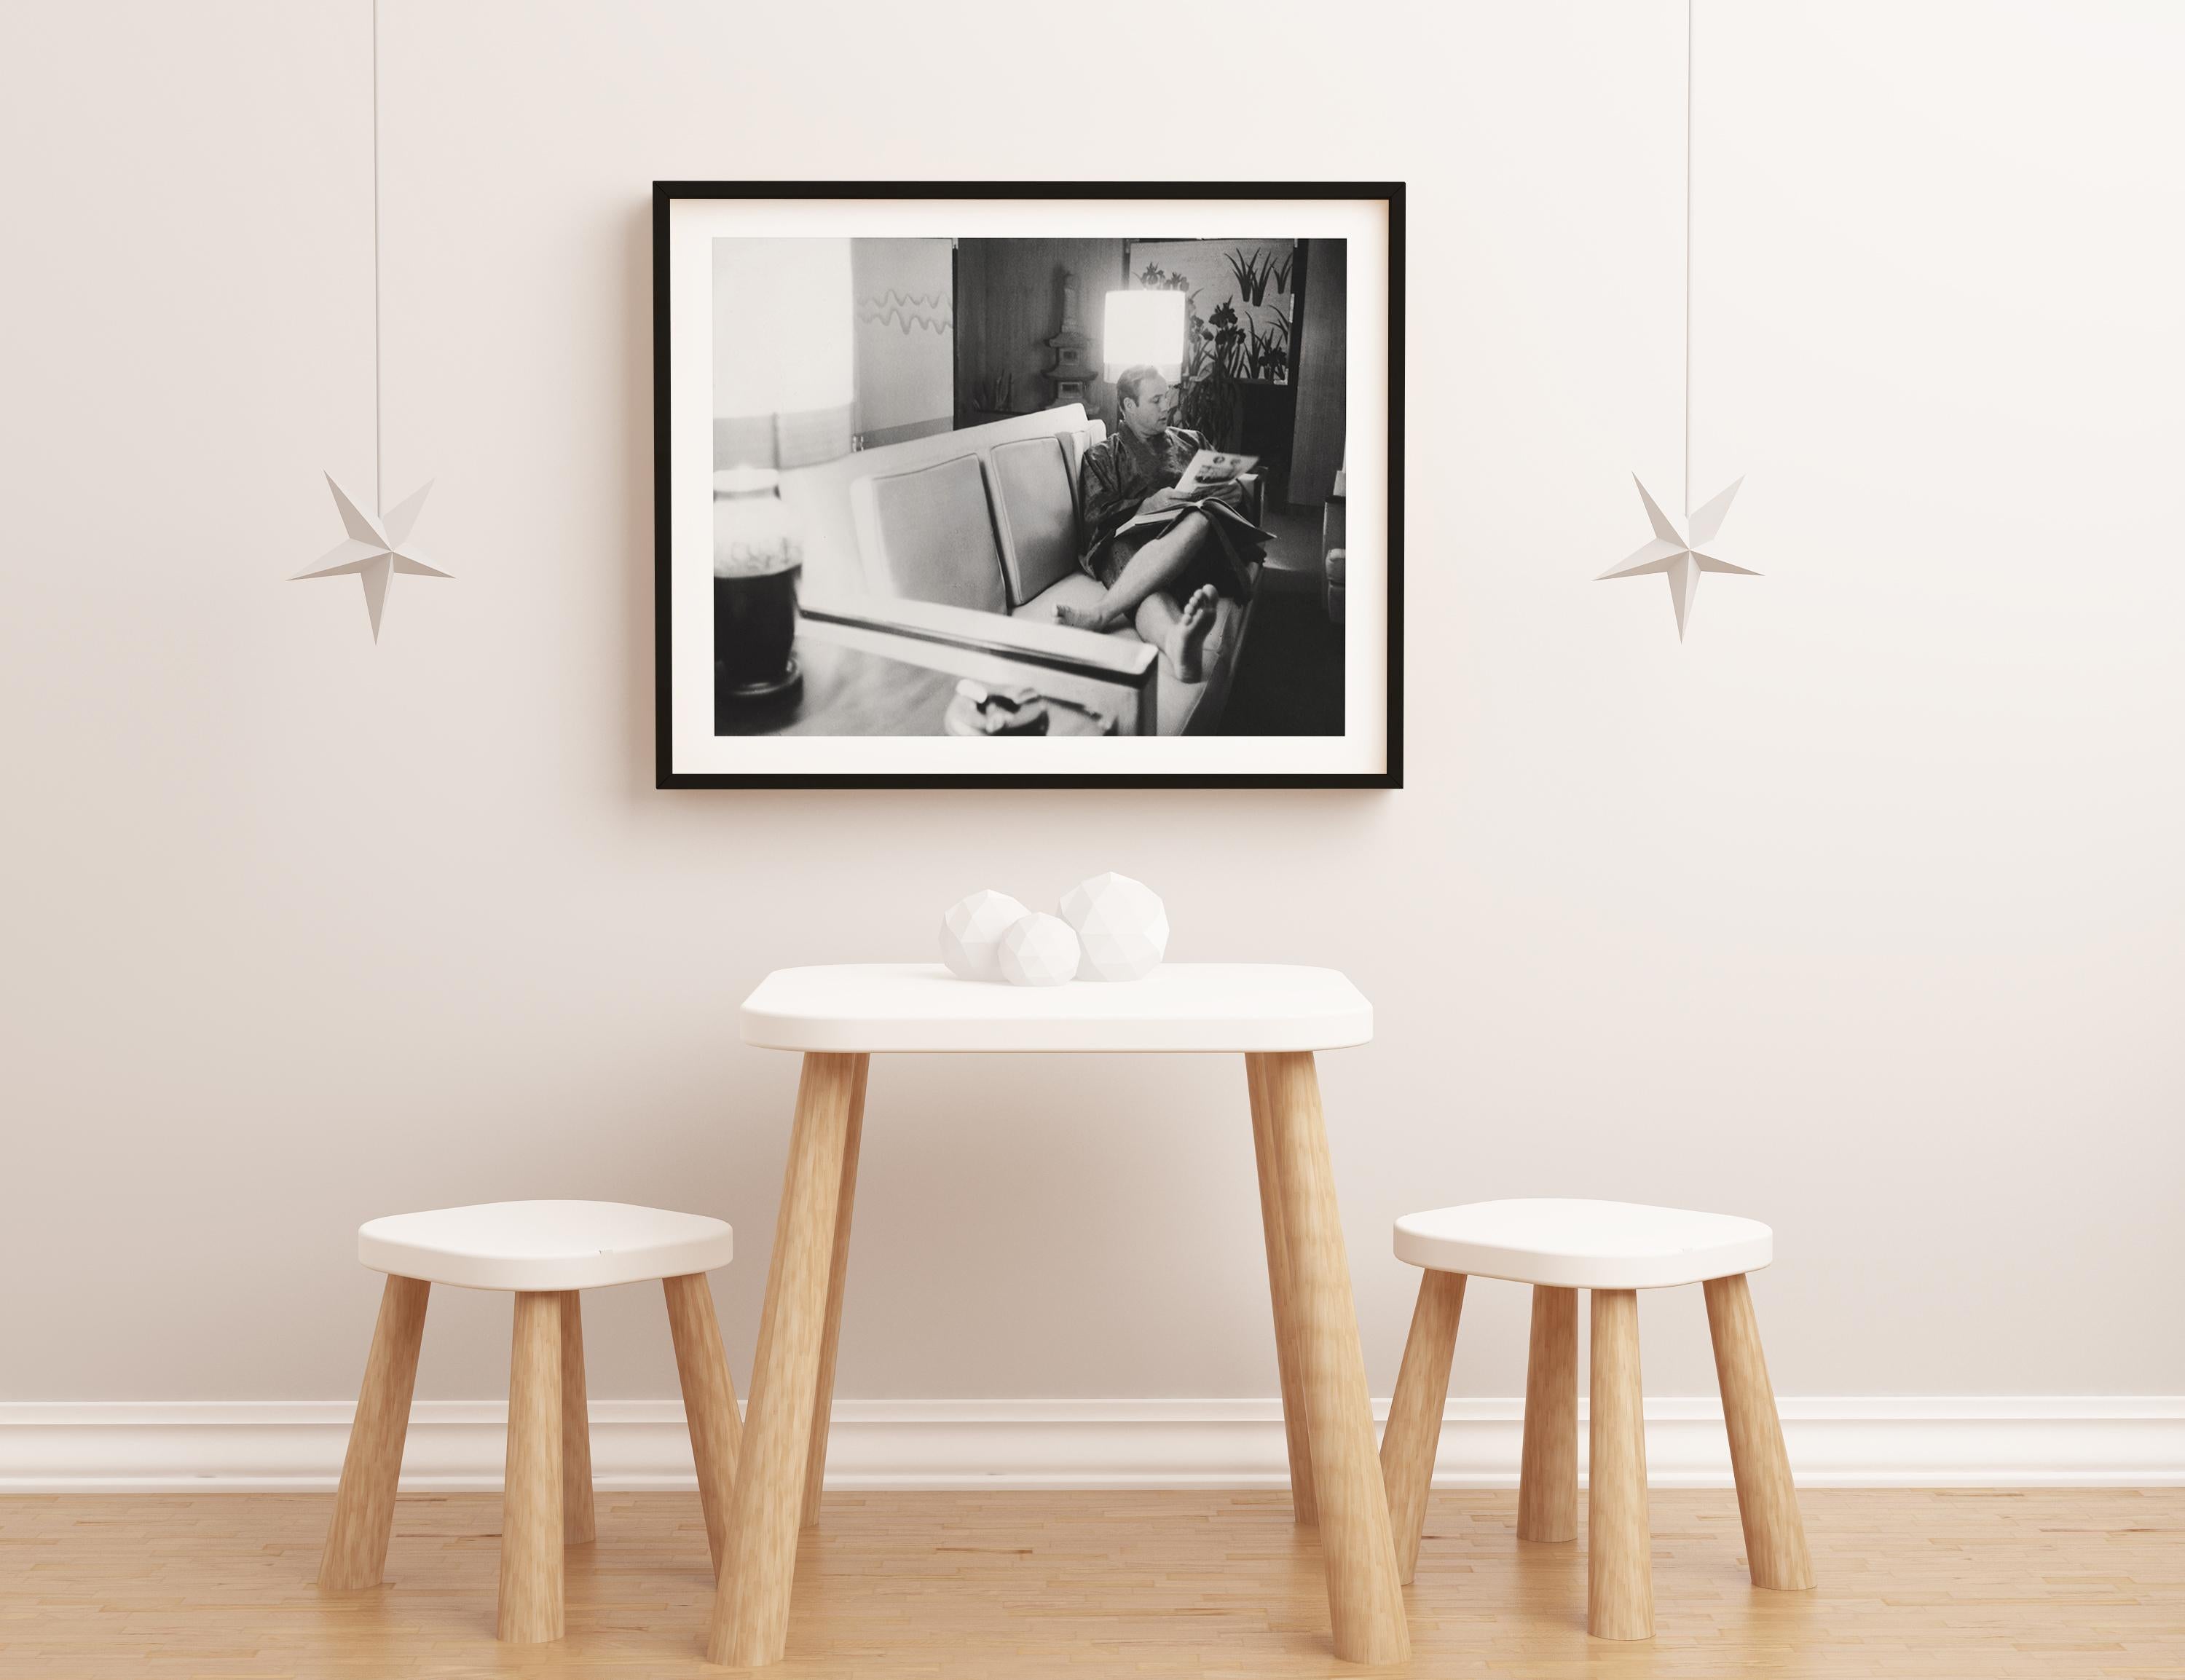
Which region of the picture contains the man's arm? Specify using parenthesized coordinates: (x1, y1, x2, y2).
(1077, 441, 1138, 565)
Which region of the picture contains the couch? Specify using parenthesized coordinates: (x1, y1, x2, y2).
(838, 407, 1259, 736)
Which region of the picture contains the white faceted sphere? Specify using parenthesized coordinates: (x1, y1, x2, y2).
(940, 889, 1031, 982)
(996, 912, 1081, 987)
(1058, 871, 1169, 981)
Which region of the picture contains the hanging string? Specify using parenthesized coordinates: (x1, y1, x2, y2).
(371, 0, 382, 515)
(1683, 0, 1693, 519)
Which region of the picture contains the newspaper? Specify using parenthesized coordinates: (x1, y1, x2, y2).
(1173, 448, 1258, 496)
(1117, 449, 1267, 537)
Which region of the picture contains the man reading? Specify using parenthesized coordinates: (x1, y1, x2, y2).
(1060, 366, 1265, 682)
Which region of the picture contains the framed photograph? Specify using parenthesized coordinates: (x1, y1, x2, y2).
(654, 181, 1402, 789)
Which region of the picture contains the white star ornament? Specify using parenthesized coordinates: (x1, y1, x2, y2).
(294, 476, 451, 640)
(1598, 476, 1757, 639)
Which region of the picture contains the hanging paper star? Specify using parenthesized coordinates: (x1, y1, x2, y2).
(1597, 476, 1757, 639)
(294, 476, 451, 641)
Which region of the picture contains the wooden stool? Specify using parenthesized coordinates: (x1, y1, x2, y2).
(1379, 1197, 1811, 1641)
(318, 1200, 742, 1644)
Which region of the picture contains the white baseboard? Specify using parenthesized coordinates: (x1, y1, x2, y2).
(2, 1397, 2178, 1493)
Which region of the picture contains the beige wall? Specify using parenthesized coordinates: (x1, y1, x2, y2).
(1, 1, 2181, 1426)
(852, 237, 955, 446)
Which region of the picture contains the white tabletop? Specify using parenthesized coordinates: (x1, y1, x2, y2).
(740, 963, 1373, 1054)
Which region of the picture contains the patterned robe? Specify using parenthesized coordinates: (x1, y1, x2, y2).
(1075, 424, 1261, 600)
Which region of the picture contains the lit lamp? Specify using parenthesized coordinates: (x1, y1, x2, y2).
(712, 237, 854, 706)
(1101, 288, 1186, 383)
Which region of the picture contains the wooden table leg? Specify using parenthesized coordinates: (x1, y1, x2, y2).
(1253, 1050, 1410, 1665)
(707, 1051, 865, 1669)
(803, 1054, 869, 1529)
(1245, 1055, 1316, 1524)
(320, 1274, 430, 1589)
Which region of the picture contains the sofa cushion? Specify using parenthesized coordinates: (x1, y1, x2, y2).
(848, 453, 1008, 613)
(988, 435, 1081, 607)
(1014, 573, 1249, 737)
(1059, 419, 1105, 488)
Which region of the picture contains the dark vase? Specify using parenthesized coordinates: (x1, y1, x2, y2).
(713, 561, 801, 698)
(712, 468, 804, 704)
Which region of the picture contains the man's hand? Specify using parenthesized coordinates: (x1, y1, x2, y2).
(1145, 479, 1242, 516)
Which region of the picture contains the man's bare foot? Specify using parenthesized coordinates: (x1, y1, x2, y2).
(1162, 585, 1219, 682)
(1055, 602, 1117, 631)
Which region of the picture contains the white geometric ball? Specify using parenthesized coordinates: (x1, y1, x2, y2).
(940, 889, 1031, 982)
(996, 912, 1082, 987)
(1058, 871, 1168, 981)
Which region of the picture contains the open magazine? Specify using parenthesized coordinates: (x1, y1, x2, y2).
(1117, 449, 1275, 543)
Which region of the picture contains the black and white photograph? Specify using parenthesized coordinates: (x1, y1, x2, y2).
(656, 185, 1400, 787)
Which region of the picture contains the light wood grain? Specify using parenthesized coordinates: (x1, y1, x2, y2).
(318, 1273, 429, 1590)
(23, 1487, 2184, 1676)
(1254, 1049, 1410, 1665)
(1588, 1287, 1653, 1640)
(1379, 1267, 1465, 1584)
(497, 1290, 565, 1644)
(1517, 1284, 1578, 1544)
(708, 1050, 862, 1668)
(662, 1271, 742, 1576)
(1245, 1053, 1317, 1525)
(558, 1291, 596, 1547)
(1704, 1272, 1814, 1592)
(804, 1052, 870, 1529)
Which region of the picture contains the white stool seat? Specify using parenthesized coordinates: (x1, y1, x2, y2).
(1393, 1198, 1771, 1290)
(358, 1200, 733, 1292)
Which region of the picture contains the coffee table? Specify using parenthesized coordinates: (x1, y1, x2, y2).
(717, 636, 1111, 737)
(706, 963, 1409, 1667)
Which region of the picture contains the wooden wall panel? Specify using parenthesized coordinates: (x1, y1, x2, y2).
(956, 239, 1127, 432)
(1289, 238, 1348, 506)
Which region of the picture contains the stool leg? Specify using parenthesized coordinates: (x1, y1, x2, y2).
(1587, 1288, 1652, 1640)
(664, 1271, 744, 1577)
(1517, 1285, 1579, 1542)
(320, 1275, 430, 1589)
(1379, 1269, 1465, 1585)
(1704, 1273, 1814, 1590)
(497, 1291, 564, 1644)
(803, 1054, 868, 1529)
(559, 1291, 596, 1546)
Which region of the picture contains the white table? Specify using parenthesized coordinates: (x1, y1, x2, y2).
(706, 963, 1408, 1668)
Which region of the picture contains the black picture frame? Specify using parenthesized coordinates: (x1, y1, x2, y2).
(653, 181, 1403, 789)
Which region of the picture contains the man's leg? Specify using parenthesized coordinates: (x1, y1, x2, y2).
(1058, 512, 1216, 629)
(1130, 585, 1221, 682)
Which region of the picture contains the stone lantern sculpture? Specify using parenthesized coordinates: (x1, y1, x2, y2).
(1045, 270, 1096, 408)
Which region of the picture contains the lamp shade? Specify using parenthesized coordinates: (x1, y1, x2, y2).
(1102, 288, 1186, 383)
(712, 238, 855, 469)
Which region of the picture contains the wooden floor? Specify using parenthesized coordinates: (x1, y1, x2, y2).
(3, 1488, 2181, 1678)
